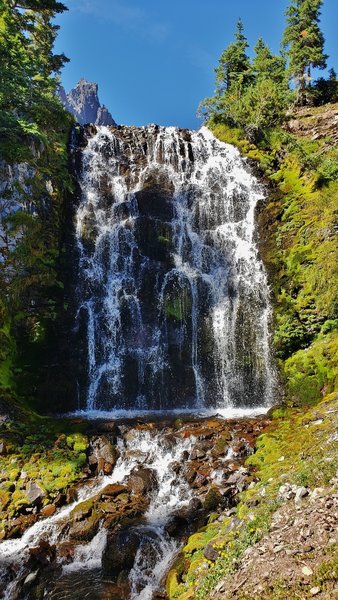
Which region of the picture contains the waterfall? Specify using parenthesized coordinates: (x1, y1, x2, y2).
(74, 125, 275, 413)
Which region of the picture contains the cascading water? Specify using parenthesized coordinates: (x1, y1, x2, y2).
(0, 426, 196, 599)
(74, 125, 276, 413)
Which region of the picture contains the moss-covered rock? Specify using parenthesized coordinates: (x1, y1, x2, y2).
(0, 418, 90, 539)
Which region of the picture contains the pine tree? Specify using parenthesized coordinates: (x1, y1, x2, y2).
(199, 19, 252, 121)
(282, 0, 327, 103)
(215, 18, 252, 94)
(0, 0, 68, 133)
(253, 38, 286, 84)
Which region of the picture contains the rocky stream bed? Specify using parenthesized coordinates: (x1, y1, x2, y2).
(0, 414, 270, 599)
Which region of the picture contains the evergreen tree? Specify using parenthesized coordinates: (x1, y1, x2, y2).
(199, 19, 252, 122)
(0, 0, 68, 139)
(282, 0, 327, 103)
(253, 38, 286, 84)
(0, 0, 73, 401)
(215, 18, 252, 94)
(312, 68, 338, 105)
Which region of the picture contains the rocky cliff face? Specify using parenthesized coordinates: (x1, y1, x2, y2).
(59, 79, 116, 126)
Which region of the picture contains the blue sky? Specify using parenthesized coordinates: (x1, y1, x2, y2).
(55, 0, 338, 130)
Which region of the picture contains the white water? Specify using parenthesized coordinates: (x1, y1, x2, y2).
(0, 428, 195, 599)
(129, 525, 178, 600)
(74, 124, 276, 412)
(66, 404, 268, 421)
(62, 525, 108, 573)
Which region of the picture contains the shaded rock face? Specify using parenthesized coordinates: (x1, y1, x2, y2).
(59, 79, 116, 126)
(71, 125, 276, 412)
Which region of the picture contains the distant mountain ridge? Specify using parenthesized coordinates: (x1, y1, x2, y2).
(59, 78, 116, 126)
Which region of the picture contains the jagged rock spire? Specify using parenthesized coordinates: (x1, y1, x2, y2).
(59, 79, 116, 126)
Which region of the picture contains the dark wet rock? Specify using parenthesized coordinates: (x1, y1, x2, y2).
(28, 540, 56, 568)
(102, 529, 141, 578)
(7, 514, 37, 538)
(190, 469, 209, 489)
(203, 487, 224, 511)
(129, 467, 158, 495)
(166, 497, 204, 537)
(89, 435, 118, 474)
(190, 442, 211, 460)
(169, 461, 182, 474)
(210, 441, 229, 458)
(185, 466, 197, 485)
(68, 511, 101, 542)
(66, 486, 78, 504)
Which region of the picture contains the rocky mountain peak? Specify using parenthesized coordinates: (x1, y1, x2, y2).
(59, 79, 116, 126)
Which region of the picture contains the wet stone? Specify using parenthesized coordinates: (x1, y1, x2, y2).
(129, 467, 158, 495)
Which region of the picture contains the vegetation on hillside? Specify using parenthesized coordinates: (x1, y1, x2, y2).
(0, 0, 73, 410)
(167, 394, 338, 599)
(200, 0, 338, 409)
(200, 0, 338, 141)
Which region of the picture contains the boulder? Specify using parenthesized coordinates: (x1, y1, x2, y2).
(203, 543, 220, 562)
(68, 511, 101, 542)
(70, 498, 94, 521)
(129, 467, 158, 495)
(100, 484, 128, 499)
(41, 504, 56, 518)
(26, 481, 46, 504)
(102, 529, 141, 578)
(203, 487, 223, 511)
(89, 436, 118, 474)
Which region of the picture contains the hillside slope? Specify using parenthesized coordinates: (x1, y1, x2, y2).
(167, 103, 338, 599)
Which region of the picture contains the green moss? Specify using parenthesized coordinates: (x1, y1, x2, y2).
(183, 526, 219, 554)
(284, 331, 338, 405)
(66, 433, 88, 453)
(164, 287, 192, 321)
(158, 235, 170, 244)
(0, 418, 91, 537)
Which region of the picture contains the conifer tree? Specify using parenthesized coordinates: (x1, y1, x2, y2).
(253, 38, 286, 84)
(199, 19, 252, 121)
(215, 18, 252, 94)
(282, 0, 327, 103)
(0, 0, 68, 134)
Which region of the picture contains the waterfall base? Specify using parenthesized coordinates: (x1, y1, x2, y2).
(65, 405, 269, 421)
(0, 415, 270, 600)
